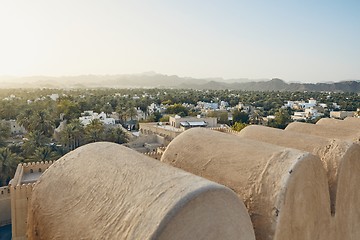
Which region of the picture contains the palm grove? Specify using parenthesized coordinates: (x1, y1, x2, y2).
(0, 87, 359, 186)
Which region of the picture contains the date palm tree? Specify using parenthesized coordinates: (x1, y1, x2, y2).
(60, 119, 85, 152)
(85, 119, 105, 143)
(22, 130, 48, 158)
(29, 110, 55, 137)
(105, 127, 129, 144)
(17, 108, 33, 131)
(0, 147, 19, 186)
(30, 146, 59, 162)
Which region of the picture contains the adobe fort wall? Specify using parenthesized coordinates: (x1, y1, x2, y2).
(209, 127, 238, 135)
(239, 125, 360, 240)
(161, 128, 330, 240)
(0, 186, 11, 227)
(317, 117, 360, 130)
(27, 142, 255, 240)
(285, 122, 360, 142)
(10, 161, 53, 240)
(143, 151, 163, 160)
(344, 116, 360, 124)
(10, 183, 34, 240)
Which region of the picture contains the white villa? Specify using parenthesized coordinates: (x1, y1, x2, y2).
(79, 111, 115, 126)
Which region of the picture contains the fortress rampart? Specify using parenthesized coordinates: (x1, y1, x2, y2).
(0, 186, 11, 227)
(9, 161, 54, 240)
(143, 151, 163, 160)
(27, 143, 255, 240)
(5, 116, 360, 239)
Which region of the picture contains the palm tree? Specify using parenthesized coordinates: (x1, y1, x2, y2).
(22, 130, 48, 158)
(60, 119, 84, 151)
(116, 105, 127, 123)
(0, 147, 19, 186)
(105, 127, 129, 144)
(30, 146, 59, 162)
(29, 110, 54, 137)
(85, 119, 105, 143)
(0, 121, 10, 147)
(17, 108, 33, 131)
(126, 107, 137, 121)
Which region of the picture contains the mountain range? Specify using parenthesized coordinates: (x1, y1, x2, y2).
(0, 73, 359, 92)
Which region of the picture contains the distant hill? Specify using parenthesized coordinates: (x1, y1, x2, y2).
(0, 74, 359, 92)
(180, 78, 360, 92)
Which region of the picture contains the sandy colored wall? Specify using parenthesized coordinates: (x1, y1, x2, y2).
(317, 117, 360, 130)
(139, 123, 182, 140)
(10, 183, 34, 240)
(161, 128, 330, 240)
(27, 142, 255, 240)
(344, 116, 360, 123)
(143, 151, 163, 160)
(10, 161, 53, 240)
(0, 186, 11, 227)
(125, 134, 165, 149)
(20, 161, 53, 175)
(285, 122, 360, 141)
(239, 125, 360, 240)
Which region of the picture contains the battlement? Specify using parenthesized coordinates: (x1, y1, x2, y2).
(18, 160, 53, 167)
(0, 186, 11, 199)
(0, 186, 11, 227)
(156, 146, 167, 153)
(9, 183, 35, 198)
(209, 127, 239, 135)
(11, 160, 55, 186)
(20, 160, 54, 173)
(143, 151, 163, 160)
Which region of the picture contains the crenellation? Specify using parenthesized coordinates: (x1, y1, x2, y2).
(9, 160, 55, 239)
(0, 186, 11, 227)
(0, 186, 11, 199)
(143, 151, 163, 160)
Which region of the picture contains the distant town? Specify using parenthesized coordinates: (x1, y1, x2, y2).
(0, 87, 358, 186)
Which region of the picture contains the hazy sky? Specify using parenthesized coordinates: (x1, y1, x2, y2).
(0, 0, 359, 82)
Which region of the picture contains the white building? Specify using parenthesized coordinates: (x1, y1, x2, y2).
(197, 101, 219, 110)
(49, 94, 59, 101)
(219, 101, 229, 110)
(169, 115, 217, 129)
(3, 120, 27, 135)
(79, 111, 115, 126)
(284, 101, 294, 108)
(148, 103, 161, 115)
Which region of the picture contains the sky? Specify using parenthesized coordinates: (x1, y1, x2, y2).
(0, 0, 359, 83)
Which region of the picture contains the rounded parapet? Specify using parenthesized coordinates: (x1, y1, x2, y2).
(285, 122, 360, 141)
(161, 128, 330, 240)
(344, 116, 360, 124)
(240, 125, 359, 212)
(332, 142, 360, 239)
(317, 117, 360, 130)
(27, 142, 255, 240)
